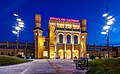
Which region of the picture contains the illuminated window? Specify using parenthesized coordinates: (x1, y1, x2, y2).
(59, 34, 63, 43)
(74, 35, 78, 44)
(43, 51, 48, 56)
(67, 35, 71, 43)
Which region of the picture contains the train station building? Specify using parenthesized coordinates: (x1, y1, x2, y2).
(0, 14, 88, 59)
(34, 14, 87, 59)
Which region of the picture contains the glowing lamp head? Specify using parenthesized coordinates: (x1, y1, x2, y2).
(107, 16, 113, 20)
(82, 36, 85, 38)
(103, 13, 108, 17)
(15, 26, 21, 31)
(103, 25, 110, 30)
(13, 14, 18, 17)
(101, 32, 107, 34)
(38, 33, 41, 36)
(17, 18, 22, 22)
(12, 30, 18, 34)
(18, 21, 24, 28)
(107, 21, 114, 25)
(110, 18, 115, 21)
(19, 24, 24, 28)
(18, 21, 24, 25)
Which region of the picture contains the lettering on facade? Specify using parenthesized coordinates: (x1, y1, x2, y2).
(50, 17, 80, 23)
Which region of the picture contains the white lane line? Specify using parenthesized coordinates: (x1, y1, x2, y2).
(20, 66, 30, 74)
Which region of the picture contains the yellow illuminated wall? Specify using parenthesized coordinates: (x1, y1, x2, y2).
(48, 20, 56, 58)
(34, 14, 44, 59)
(81, 19, 87, 57)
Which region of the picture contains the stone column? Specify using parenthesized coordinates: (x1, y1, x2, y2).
(55, 32, 58, 59)
(79, 44, 81, 58)
(64, 32, 66, 59)
(79, 33, 81, 58)
(71, 32, 74, 59)
(80, 33, 82, 58)
(56, 43, 58, 58)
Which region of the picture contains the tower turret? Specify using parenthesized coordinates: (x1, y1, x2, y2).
(81, 19, 86, 32)
(35, 14, 41, 28)
(81, 19, 87, 57)
(33, 14, 43, 59)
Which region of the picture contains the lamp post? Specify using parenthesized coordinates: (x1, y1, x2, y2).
(12, 13, 25, 56)
(101, 13, 115, 58)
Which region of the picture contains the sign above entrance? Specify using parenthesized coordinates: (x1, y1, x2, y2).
(50, 17, 80, 23)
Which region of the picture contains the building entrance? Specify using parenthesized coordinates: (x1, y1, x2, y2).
(58, 50, 64, 59)
(74, 50, 79, 58)
(66, 50, 71, 59)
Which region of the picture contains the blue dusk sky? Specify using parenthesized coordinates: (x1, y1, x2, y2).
(0, 0, 120, 45)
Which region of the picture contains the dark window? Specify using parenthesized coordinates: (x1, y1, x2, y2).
(1, 52, 4, 55)
(74, 35, 78, 44)
(8, 53, 10, 56)
(59, 34, 63, 43)
(44, 42, 47, 46)
(27, 46, 34, 50)
(8, 45, 16, 49)
(27, 46, 31, 49)
(12, 52, 14, 55)
(0, 45, 7, 49)
(67, 35, 71, 43)
(18, 46, 20, 49)
(20, 46, 26, 49)
(12, 46, 15, 49)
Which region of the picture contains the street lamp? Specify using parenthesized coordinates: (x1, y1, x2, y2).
(101, 13, 115, 58)
(12, 13, 25, 56)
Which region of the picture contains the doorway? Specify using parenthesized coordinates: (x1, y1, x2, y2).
(74, 50, 79, 58)
(66, 50, 71, 59)
(58, 50, 64, 59)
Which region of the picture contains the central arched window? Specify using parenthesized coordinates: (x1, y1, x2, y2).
(59, 34, 63, 43)
(74, 35, 78, 44)
(67, 35, 71, 43)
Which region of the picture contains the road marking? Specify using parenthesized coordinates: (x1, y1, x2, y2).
(20, 66, 30, 74)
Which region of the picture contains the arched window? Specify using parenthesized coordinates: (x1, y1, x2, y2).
(12, 52, 14, 55)
(59, 34, 63, 43)
(74, 35, 78, 44)
(67, 35, 71, 43)
(8, 52, 10, 56)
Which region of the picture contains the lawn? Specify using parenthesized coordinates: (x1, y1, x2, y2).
(86, 58, 120, 74)
(0, 55, 32, 66)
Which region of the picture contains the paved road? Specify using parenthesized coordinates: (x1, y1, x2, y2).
(0, 59, 87, 74)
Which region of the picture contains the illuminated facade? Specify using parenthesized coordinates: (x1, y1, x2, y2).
(34, 14, 87, 59)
